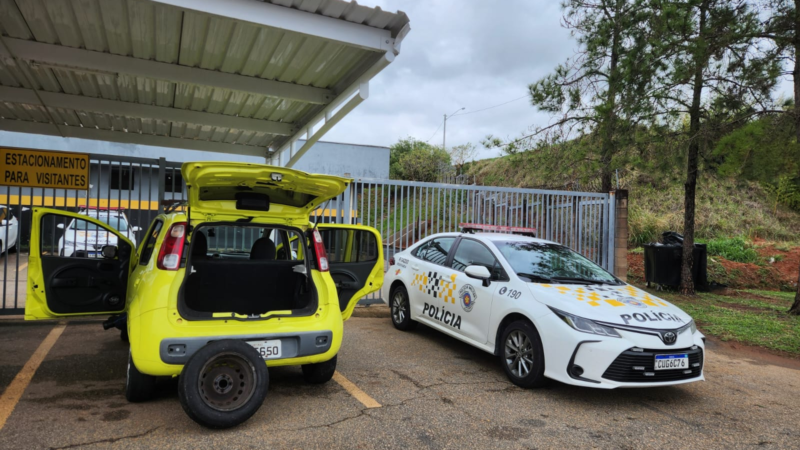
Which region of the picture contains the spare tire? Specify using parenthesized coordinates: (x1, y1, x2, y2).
(178, 339, 269, 429)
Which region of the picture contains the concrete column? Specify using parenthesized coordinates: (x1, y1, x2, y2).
(613, 189, 629, 281)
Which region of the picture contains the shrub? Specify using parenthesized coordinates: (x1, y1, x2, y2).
(701, 237, 759, 264)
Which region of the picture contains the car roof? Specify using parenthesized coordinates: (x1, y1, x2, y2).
(420, 231, 558, 246)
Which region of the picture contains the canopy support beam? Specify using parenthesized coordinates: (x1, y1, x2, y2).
(0, 86, 296, 136)
(2, 38, 334, 105)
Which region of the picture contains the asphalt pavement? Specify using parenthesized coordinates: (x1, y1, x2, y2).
(0, 314, 798, 449)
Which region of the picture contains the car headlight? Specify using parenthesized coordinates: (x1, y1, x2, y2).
(65, 240, 75, 246)
(549, 307, 621, 338)
(689, 319, 697, 334)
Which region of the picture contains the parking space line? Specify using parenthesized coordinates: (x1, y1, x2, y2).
(0, 322, 66, 431)
(332, 371, 381, 409)
(17, 263, 27, 272)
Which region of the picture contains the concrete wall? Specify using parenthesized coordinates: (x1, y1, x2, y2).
(290, 140, 389, 179)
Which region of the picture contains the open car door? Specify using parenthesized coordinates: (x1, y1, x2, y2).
(25, 208, 135, 320)
(317, 224, 384, 320)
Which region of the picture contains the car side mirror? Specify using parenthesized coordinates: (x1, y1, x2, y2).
(465, 265, 492, 287)
(0, 220, 6, 226)
(22, 207, 30, 212)
(101, 245, 117, 259)
(131, 226, 142, 232)
(56, 223, 65, 229)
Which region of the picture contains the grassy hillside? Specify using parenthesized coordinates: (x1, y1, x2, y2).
(465, 155, 800, 245)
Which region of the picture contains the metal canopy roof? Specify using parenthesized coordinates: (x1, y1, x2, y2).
(0, 0, 409, 167)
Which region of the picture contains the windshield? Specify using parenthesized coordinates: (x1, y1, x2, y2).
(72, 215, 129, 232)
(495, 241, 619, 284)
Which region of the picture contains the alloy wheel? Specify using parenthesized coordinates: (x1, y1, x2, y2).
(392, 291, 407, 324)
(504, 330, 534, 378)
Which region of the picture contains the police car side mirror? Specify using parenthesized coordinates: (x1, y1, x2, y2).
(56, 223, 65, 229)
(101, 245, 117, 259)
(131, 226, 142, 232)
(465, 265, 492, 287)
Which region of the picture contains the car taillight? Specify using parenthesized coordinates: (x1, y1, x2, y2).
(157, 222, 186, 270)
(311, 228, 329, 272)
(389, 256, 395, 266)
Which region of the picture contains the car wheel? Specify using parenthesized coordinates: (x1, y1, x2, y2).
(178, 339, 269, 429)
(499, 320, 547, 389)
(301, 355, 337, 384)
(126, 350, 156, 402)
(390, 285, 417, 331)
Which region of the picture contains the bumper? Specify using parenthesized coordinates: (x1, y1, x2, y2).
(537, 312, 706, 389)
(159, 330, 334, 365)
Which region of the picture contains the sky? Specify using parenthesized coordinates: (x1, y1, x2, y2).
(324, 0, 795, 161)
(323, 0, 575, 160)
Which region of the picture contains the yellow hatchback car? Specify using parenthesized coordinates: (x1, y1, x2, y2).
(25, 162, 383, 428)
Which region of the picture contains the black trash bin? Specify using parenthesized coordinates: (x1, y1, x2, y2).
(644, 232, 708, 291)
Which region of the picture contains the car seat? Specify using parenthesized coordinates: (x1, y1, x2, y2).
(250, 237, 276, 260)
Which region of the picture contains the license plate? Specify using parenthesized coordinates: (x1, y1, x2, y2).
(247, 339, 282, 360)
(654, 353, 688, 370)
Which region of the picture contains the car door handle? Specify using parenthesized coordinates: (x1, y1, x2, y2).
(411, 265, 419, 271)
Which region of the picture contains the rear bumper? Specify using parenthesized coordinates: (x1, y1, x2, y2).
(159, 330, 334, 365)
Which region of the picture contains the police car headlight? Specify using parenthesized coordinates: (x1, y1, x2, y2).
(689, 319, 697, 334)
(65, 240, 75, 246)
(549, 307, 621, 338)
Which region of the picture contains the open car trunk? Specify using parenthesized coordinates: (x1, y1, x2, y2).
(179, 224, 316, 320)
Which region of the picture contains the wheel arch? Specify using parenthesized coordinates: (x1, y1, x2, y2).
(389, 279, 407, 298)
(493, 312, 536, 356)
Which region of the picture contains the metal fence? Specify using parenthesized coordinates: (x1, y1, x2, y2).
(0, 154, 186, 315)
(1, 162, 614, 314)
(313, 178, 616, 302)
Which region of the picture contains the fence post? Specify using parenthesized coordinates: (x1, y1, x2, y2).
(613, 189, 629, 281)
(157, 157, 166, 214)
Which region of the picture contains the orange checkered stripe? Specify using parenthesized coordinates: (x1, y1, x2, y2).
(540, 284, 669, 307)
(411, 272, 458, 304)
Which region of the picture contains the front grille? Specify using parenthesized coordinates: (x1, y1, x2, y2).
(602, 347, 703, 383)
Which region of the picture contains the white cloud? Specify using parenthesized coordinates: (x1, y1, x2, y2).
(324, 0, 576, 160)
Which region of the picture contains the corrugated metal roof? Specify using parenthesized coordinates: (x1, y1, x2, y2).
(0, 0, 409, 158)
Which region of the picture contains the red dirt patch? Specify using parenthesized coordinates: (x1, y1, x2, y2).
(754, 244, 800, 288)
(627, 244, 799, 291)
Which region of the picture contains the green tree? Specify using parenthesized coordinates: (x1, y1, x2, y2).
(389, 138, 450, 181)
(647, 0, 780, 295)
(759, 0, 800, 314)
(523, 0, 655, 192)
(448, 143, 477, 175)
(389, 138, 442, 180)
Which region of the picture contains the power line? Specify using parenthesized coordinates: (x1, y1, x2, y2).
(425, 120, 444, 143)
(455, 95, 528, 116)
(425, 94, 529, 143)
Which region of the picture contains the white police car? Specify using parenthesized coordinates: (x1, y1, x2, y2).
(382, 224, 705, 389)
(57, 207, 140, 257)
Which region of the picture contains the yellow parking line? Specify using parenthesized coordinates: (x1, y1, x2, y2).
(0, 322, 66, 430)
(17, 263, 27, 272)
(332, 371, 381, 409)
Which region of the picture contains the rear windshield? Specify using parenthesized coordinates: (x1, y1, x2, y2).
(192, 225, 304, 261)
(198, 186, 314, 208)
